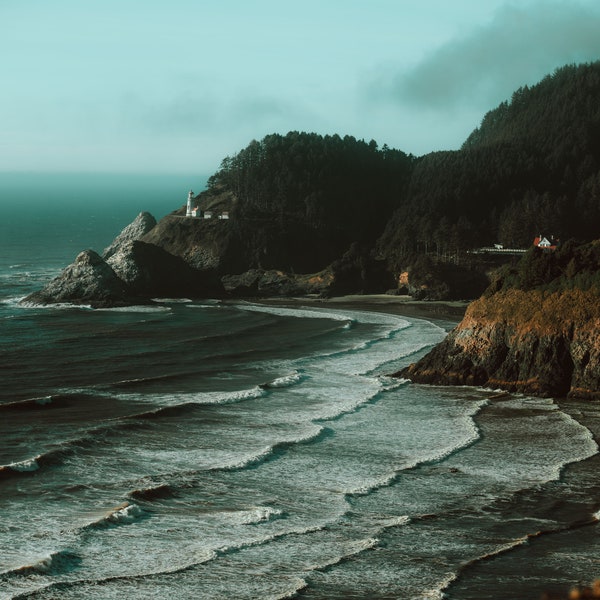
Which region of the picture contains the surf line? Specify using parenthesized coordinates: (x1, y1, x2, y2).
(439, 512, 600, 597)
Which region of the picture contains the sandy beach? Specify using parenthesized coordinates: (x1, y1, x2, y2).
(254, 294, 469, 325)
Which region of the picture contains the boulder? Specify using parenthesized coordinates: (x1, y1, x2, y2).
(222, 269, 334, 297)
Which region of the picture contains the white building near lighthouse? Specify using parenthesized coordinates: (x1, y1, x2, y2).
(185, 189, 229, 219)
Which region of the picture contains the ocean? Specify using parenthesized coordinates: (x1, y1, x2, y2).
(1, 173, 600, 600)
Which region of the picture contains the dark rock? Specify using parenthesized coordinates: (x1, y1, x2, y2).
(107, 240, 223, 298)
(221, 270, 262, 296)
(22, 250, 133, 307)
(103, 212, 157, 260)
(398, 289, 600, 400)
(141, 215, 241, 272)
(222, 268, 335, 297)
(22, 214, 225, 308)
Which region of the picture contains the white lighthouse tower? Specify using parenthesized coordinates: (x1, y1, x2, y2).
(186, 190, 194, 217)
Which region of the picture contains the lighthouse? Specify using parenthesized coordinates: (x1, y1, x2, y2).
(186, 190, 194, 217)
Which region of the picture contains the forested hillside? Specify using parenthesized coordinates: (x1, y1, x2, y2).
(190, 61, 600, 295)
(26, 62, 600, 307)
(201, 132, 413, 272)
(377, 61, 600, 268)
(487, 238, 600, 295)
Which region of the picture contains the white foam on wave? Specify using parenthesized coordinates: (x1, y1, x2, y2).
(377, 514, 411, 528)
(3, 549, 80, 577)
(342, 397, 487, 497)
(105, 502, 144, 524)
(304, 315, 445, 378)
(308, 536, 380, 571)
(34, 396, 53, 406)
(96, 305, 172, 313)
(424, 572, 459, 600)
(0, 395, 54, 410)
(424, 399, 487, 464)
(237, 302, 357, 324)
(18, 301, 94, 311)
(185, 299, 222, 307)
(225, 506, 284, 525)
(272, 577, 309, 600)
(378, 375, 410, 392)
(549, 401, 599, 479)
(264, 370, 305, 388)
(347, 471, 398, 496)
(151, 297, 193, 303)
(219, 445, 276, 471)
(218, 423, 325, 471)
(310, 376, 383, 422)
(119, 384, 268, 409)
(426, 534, 534, 600)
(220, 386, 268, 403)
(7, 456, 40, 472)
(472, 396, 599, 485)
(0, 295, 27, 306)
(82, 502, 144, 530)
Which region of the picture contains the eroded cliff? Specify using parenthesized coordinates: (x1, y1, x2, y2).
(400, 288, 600, 399)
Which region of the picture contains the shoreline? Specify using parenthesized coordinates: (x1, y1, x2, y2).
(251, 294, 469, 325)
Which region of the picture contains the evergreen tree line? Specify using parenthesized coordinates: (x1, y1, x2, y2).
(378, 61, 600, 269)
(202, 62, 600, 276)
(206, 131, 413, 271)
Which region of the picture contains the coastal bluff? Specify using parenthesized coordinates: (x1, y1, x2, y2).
(399, 288, 600, 400)
(21, 212, 224, 307)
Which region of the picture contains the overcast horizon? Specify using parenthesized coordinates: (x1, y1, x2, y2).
(2, 0, 600, 175)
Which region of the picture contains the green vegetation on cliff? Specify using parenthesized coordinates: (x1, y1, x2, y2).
(487, 239, 600, 295)
(377, 61, 600, 269)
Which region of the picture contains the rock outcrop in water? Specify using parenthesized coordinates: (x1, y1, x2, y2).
(23, 249, 133, 307)
(22, 213, 223, 307)
(399, 288, 600, 400)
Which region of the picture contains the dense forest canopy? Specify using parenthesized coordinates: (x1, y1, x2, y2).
(203, 131, 414, 271)
(198, 62, 600, 280)
(378, 61, 600, 268)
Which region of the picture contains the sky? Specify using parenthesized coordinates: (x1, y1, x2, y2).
(2, 0, 600, 176)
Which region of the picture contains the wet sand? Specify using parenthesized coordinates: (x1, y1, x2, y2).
(255, 294, 469, 324)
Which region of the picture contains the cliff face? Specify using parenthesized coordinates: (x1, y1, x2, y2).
(400, 288, 600, 399)
(140, 215, 243, 273)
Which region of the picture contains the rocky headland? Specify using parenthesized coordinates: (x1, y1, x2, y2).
(22, 211, 224, 307)
(399, 287, 600, 400)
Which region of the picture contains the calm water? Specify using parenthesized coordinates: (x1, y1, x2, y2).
(1, 174, 600, 599)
